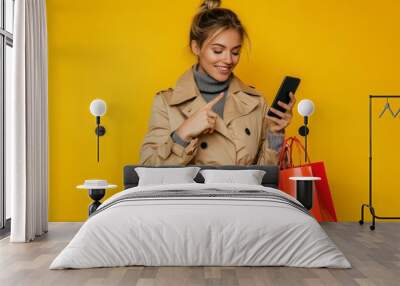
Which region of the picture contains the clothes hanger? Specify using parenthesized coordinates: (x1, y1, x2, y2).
(378, 98, 396, 118)
(393, 103, 400, 118)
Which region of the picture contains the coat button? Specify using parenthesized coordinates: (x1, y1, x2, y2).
(200, 142, 208, 149)
(245, 128, 251, 136)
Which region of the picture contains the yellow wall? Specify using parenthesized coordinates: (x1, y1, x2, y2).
(47, 0, 400, 221)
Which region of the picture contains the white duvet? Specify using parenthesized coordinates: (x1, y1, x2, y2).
(50, 183, 351, 269)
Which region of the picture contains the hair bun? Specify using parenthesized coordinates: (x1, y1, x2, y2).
(200, 0, 221, 12)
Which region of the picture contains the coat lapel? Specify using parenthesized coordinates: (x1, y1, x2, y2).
(179, 94, 207, 118)
(223, 77, 261, 126)
(164, 68, 206, 116)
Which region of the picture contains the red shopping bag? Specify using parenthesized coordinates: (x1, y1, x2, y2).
(302, 161, 337, 221)
(278, 137, 337, 222)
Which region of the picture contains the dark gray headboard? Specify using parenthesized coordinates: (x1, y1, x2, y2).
(124, 165, 279, 189)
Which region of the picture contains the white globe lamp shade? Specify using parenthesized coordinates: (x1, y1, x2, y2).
(297, 99, 315, 117)
(90, 99, 107, 117)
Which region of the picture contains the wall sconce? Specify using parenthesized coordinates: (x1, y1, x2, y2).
(89, 99, 107, 162)
(297, 99, 315, 162)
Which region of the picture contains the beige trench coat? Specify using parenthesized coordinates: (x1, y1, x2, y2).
(140, 67, 282, 166)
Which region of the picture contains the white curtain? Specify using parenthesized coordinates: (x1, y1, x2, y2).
(8, 0, 48, 242)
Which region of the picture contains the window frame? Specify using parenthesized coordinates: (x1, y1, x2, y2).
(0, 0, 14, 232)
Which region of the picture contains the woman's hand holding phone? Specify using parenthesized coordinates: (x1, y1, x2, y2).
(266, 92, 296, 133)
(175, 92, 224, 141)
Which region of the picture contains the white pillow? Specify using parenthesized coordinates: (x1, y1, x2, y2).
(200, 169, 266, 185)
(135, 167, 201, 186)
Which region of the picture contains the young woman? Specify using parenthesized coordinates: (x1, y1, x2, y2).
(140, 0, 296, 166)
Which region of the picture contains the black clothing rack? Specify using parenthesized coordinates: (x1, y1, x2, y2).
(359, 95, 400, 230)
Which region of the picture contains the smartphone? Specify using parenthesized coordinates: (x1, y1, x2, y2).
(267, 76, 301, 118)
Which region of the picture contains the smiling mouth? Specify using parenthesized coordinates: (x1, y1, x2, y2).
(215, 65, 231, 73)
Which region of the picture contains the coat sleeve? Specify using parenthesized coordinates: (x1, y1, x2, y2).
(140, 93, 199, 165)
(255, 99, 285, 166)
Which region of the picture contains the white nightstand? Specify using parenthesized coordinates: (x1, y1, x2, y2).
(289, 176, 321, 210)
(77, 180, 117, 216)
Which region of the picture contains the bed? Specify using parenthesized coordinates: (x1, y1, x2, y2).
(49, 165, 351, 269)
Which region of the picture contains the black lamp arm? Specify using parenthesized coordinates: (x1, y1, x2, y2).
(94, 116, 106, 162)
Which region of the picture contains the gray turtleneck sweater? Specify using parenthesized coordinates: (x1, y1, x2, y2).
(171, 65, 284, 152)
(192, 64, 231, 118)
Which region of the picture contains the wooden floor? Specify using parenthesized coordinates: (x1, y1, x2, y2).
(0, 222, 399, 286)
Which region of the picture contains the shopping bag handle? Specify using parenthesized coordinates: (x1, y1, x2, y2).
(278, 137, 291, 169)
(279, 136, 311, 169)
(289, 136, 311, 166)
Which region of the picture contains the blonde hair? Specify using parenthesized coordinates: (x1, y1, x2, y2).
(200, 0, 221, 11)
(190, 0, 249, 49)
